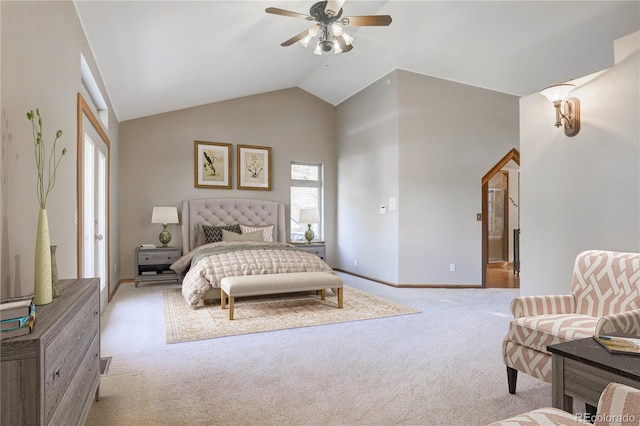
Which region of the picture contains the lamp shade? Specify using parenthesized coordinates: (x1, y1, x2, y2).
(299, 208, 320, 224)
(151, 206, 179, 224)
(540, 83, 575, 103)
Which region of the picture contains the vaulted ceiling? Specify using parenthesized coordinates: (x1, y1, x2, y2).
(73, 1, 640, 122)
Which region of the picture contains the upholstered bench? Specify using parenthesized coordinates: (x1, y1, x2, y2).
(220, 272, 344, 320)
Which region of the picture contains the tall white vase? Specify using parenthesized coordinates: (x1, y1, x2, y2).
(34, 209, 53, 305)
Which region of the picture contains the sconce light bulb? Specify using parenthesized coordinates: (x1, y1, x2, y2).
(540, 83, 575, 103)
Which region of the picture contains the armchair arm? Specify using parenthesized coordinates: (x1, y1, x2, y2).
(510, 295, 575, 318)
(595, 309, 640, 336)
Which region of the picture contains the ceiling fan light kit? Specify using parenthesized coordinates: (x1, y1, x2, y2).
(266, 0, 392, 55)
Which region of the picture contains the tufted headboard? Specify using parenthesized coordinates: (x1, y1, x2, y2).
(180, 198, 286, 252)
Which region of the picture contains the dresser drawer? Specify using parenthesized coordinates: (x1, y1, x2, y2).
(137, 249, 180, 265)
(44, 296, 99, 423)
(48, 335, 99, 426)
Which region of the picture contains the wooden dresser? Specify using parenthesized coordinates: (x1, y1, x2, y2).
(1, 278, 100, 425)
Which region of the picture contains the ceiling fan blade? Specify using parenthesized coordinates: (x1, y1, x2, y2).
(325, 0, 346, 17)
(335, 35, 353, 53)
(281, 26, 316, 47)
(341, 15, 392, 26)
(265, 7, 311, 20)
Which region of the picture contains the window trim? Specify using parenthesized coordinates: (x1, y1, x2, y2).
(290, 161, 323, 242)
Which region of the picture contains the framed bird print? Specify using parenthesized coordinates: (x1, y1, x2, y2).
(194, 141, 232, 189)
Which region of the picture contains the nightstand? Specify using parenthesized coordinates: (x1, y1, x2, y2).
(292, 243, 326, 260)
(134, 246, 182, 287)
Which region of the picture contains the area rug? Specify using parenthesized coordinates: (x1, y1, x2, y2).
(163, 285, 420, 343)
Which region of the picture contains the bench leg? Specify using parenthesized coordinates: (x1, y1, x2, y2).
(221, 289, 227, 309)
(337, 288, 344, 308)
(228, 296, 234, 320)
(320, 289, 326, 300)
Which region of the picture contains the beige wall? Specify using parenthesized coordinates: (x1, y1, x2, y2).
(519, 32, 640, 296)
(118, 88, 337, 279)
(336, 70, 400, 284)
(336, 69, 520, 286)
(1, 1, 120, 298)
(397, 70, 520, 285)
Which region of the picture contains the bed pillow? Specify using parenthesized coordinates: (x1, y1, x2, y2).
(221, 229, 264, 242)
(201, 224, 241, 244)
(239, 224, 274, 242)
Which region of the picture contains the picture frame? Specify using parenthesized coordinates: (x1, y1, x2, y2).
(194, 141, 232, 189)
(237, 144, 272, 191)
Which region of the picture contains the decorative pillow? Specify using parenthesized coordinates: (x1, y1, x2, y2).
(201, 224, 241, 244)
(221, 229, 263, 242)
(240, 224, 274, 242)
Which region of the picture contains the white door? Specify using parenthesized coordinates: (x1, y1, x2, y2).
(82, 116, 108, 311)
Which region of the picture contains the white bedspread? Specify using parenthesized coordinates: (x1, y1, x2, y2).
(172, 241, 334, 307)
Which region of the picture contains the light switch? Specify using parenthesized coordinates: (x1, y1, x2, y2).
(380, 206, 387, 215)
(389, 197, 397, 211)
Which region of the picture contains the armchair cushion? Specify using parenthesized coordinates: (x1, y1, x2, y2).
(508, 313, 598, 354)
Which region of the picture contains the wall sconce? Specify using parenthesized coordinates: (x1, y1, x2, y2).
(540, 83, 580, 137)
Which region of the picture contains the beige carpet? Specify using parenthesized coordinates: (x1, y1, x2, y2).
(163, 285, 420, 343)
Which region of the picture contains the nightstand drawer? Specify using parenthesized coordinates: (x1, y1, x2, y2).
(304, 247, 325, 258)
(293, 244, 326, 260)
(137, 249, 180, 265)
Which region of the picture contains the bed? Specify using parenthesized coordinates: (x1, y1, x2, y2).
(171, 197, 335, 308)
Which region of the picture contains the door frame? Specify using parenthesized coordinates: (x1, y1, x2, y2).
(76, 93, 112, 301)
(481, 148, 519, 287)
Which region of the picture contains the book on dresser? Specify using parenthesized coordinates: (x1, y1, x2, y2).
(0, 310, 33, 330)
(0, 294, 34, 321)
(1, 313, 35, 340)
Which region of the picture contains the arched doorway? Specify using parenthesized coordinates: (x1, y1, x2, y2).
(481, 148, 520, 288)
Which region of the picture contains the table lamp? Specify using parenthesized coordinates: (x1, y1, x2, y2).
(298, 208, 320, 244)
(151, 206, 179, 247)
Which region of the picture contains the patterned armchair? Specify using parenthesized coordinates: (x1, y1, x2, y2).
(502, 250, 640, 394)
(488, 382, 640, 425)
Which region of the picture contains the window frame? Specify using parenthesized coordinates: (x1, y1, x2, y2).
(290, 161, 324, 242)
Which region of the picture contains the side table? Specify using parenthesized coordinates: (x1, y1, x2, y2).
(548, 335, 640, 413)
(134, 246, 182, 287)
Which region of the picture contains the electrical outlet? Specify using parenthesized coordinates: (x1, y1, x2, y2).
(449, 263, 456, 272)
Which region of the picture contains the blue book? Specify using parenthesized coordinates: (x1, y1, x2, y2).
(0, 303, 35, 330)
(0, 314, 31, 331)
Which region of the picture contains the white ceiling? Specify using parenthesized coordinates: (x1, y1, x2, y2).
(73, 1, 640, 122)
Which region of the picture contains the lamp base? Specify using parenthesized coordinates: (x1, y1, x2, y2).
(304, 225, 315, 244)
(159, 224, 171, 248)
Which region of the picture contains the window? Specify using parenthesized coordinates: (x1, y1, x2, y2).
(290, 162, 323, 242)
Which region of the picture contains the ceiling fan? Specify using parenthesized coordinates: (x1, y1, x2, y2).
(266, 0, 392, 55)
